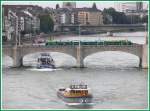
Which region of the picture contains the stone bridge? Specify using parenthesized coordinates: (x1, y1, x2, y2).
(58, 24, 146, 32)
(3, 43, 147, 68)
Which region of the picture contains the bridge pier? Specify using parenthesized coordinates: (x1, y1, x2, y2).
(139, 57, 142, 68)
(12, 46, 23, 67)
(76, 46, 84, 68)
(141, 44, 148, 68)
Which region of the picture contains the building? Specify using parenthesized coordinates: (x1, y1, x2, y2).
(54, 8, 72, 24)
(115, 2, 144, 12)
(52, 3, 103, 32)
(122, 2, 137, 13)
(114, 2, 147, 20)
(136, 2, 143, 11)
(2, 5, 40, 41)
(71, 12, 78, 24)
(3, 7, 18, 41)
(116, 2, 143, 13)
(62, 2, 76, 9)
(71, 7, 103, 25)
(60, 13, 65, 24)
(32, 16, 40, 34)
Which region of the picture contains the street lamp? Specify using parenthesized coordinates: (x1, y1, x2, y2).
(18, 30, 21, 46)
(78, 24, 81, 47)
(144, 23, 147, 44)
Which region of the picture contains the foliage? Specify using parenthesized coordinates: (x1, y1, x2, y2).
(141, 15, 148, 23)
(102, 7, 147, 24)
(103, 8, 128, 24)
(39, 14, 54, 33)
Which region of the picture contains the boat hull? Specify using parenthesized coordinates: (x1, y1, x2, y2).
(37, 64, 55, 69)
(57, 91, 93, 106)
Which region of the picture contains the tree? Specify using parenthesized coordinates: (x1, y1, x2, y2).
(126, 15, 142, 24)
(141, 15, 148, 23)
(103, 8, 128, 24)
(103, 14, 113, 24)
(39, 14, 54, 33)
(102, 7, 148, 24)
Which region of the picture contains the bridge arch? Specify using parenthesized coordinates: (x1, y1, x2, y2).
(83, 51, 140, 68)
(2, 47, 14, 59)
(2, 55, 13, 67)
(82, 45, 142, 59)
(23, 51, 77, 67)
(21, 46, 77, 59)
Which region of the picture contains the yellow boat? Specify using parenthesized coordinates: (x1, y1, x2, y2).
(57, 84, 93, 106)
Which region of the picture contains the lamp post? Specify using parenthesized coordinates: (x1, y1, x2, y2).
(18, 30, 21, 46)
(144, 23, 147, 44)
(78, 24, 81, 47)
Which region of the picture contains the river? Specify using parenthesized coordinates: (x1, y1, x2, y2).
(2, 31, 148, 109)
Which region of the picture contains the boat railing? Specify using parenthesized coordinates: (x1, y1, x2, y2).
(69, 85, 87, 89)
(59, 88, 65, 91)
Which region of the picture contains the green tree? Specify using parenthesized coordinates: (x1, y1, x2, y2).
(103, 8, 128, 24)
(141, 15, 148, 23)
(126, 15, 142, 24)
(39, 14, 54, 33)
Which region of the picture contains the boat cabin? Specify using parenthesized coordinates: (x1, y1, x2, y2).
(38, 53, 54, 65)
(62, 84, 90, 97)
(69, 84, 87, 89)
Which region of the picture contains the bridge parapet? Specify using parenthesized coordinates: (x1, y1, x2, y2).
(59, 24, 145, 32)
(82, 44, 143, 58)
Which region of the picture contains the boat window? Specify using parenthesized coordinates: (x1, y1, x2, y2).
(79, 84, 82, 88)
(70, 90, 74, 93)
(73, 85, 76, 89)
(85, 90, 88, 95)
(83, 85, 87, 89)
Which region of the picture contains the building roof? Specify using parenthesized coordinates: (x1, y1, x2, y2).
(55, 7, 102, 13)
(15, 11, 31, 18)
(2, 5, 42, 17)
(72, 7, 102, 12)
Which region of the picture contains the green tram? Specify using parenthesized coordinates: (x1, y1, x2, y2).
(45, 40, 133, 46)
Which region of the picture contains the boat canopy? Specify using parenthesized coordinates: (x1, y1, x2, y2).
(69, 84, 88, 89)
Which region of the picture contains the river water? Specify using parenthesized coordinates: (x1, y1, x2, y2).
(2, 31, 148, 109)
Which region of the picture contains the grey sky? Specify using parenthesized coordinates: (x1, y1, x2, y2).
(2, 1, 148, 10)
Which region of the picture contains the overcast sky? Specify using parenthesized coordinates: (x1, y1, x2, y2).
(2, 1, 148, 10)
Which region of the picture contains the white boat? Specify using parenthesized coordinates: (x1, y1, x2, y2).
(37, 53, 55, 69)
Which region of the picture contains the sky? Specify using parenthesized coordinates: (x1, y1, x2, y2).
(2, 1, 148, 11)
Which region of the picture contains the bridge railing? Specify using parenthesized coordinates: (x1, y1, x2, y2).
(45, 40, 133, 46)
(3, 43, 141, 49)
(60, 24, 145, 27)
(3, 40, 137, 48)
